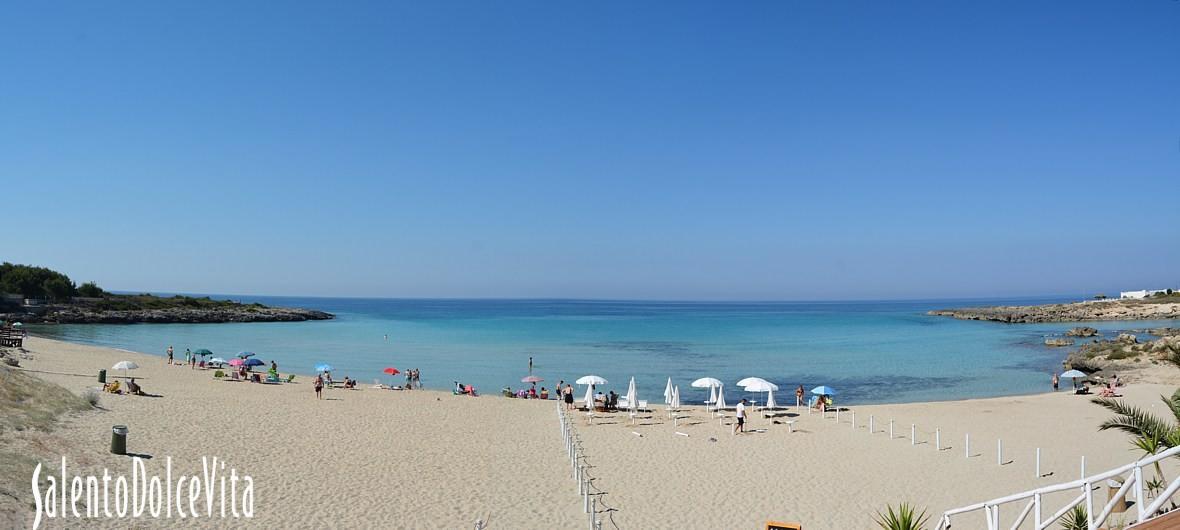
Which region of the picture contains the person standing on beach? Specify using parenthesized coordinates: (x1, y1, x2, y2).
(795, 385, 804, 408)
(314, 374, 324, 399)
(528, 356, 533, 374)
(184, 348, 191, 367)
(166, 346, 174, 365)
(1052, 373, 1059, 391)
(563, 384, 574, 410)
(734, 398, 748, 435)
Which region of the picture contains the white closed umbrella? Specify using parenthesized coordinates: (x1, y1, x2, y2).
(715, 383, 727, 409)
(626, 376, 637, 412)
(671, 385, 681, 409)
(663, 377, 673, 405)
(112, 360, 139, 381)
(765, 387, 777, 409)
(583, 384, 594, 410)
(708, 384, 718, 409)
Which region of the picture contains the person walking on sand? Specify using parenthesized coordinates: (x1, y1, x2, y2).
(563, 384, 574, 410)
(314, 374, 324, 399)
(734, 398, 748, 435)
(795, 385, 804, 408)
(166, 346, 174, 365)
(1052, 372, 1059, 391)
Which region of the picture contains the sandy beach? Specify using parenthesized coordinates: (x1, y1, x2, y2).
(5, 336, 1180, 529)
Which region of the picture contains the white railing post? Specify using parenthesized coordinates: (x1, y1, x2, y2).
(890, 419, 894, 440)
(869, 415, 874, 434)
(997, 439, 1002, 466)
(851, 410, 855, 429)
(911, 424, 916, 446)
(1084, 480, 1093, 528)
(1135, 465, 1145, 522)
(1080, 456, 1086, 481)
(935, 428, 941, 451)
(966, 433, 970, 458)
(1033, 492, 1042, 528)
(1035, 448, 1040, 478)
(836, 407, 840, 423)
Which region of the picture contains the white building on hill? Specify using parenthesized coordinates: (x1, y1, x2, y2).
(1120, 289, 1170, 299)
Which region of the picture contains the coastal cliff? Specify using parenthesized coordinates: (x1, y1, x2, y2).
(929, 298, 1180, 323)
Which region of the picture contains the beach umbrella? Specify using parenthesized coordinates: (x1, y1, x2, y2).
(12, 322, 22, 328)
(189, 348, 211, 357)
(691, 377, 722, 388)
(737, 376, 772, 388)
(576, 375, 607, 385)
(671, 386, 681, 409)
(626, 377, 637, 412)
(663, 377, 673, 405)
(765, 387, 777, 409)
(811, 385, 837, 396)
(583, 384, 594, 410)
(742, 380, 778, 411)
(208, 357, 227, 366)
(708, 384, 718, 409)
(715, 383, 727, 409)
(521, 375, 543, 383)
(112, 360, 138, 380)
(315, 363, 333, 373)
(1061, 369, 1088, 389)
(228, 359, 244, 367)
(236, 351, 254, 359)
(383, 367, 400, 375)
(243, 358, 265, 367)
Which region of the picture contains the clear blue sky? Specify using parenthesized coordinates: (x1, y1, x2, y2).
(3, 1, 1177, 300)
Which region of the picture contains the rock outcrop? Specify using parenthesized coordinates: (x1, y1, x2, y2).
(1066, 327, 1100, 337)
(929, 300, 1180, 323)
(1045, 338, 1075, 347)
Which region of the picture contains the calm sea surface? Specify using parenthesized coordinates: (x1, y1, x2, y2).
(28, 296, 1174, 405)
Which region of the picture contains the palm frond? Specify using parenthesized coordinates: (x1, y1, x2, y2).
(874, 503, 930, 530)
(1091, 398, 1178, 444)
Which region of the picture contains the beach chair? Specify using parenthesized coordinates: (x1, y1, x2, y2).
(286, 374, 296, 383)
(231, 371, 241, 382)
(213, 370, 225, 379)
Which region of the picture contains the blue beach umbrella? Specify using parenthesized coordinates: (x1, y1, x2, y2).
(811, 386, 837, 396)
(243, 358, 265, 367)
(315, 363, 333, 372)
(238, 351, 256, 359)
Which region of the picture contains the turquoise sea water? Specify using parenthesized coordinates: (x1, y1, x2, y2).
(28, 296, 1175, 405)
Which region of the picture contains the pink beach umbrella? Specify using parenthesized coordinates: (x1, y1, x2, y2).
(228, 359, 245, 367)
(521, 375, 543, 383)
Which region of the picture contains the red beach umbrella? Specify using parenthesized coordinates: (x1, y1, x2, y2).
(383, 367, 400, 375)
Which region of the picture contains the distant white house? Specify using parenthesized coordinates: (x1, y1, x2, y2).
(1120, 289, 1170, 299)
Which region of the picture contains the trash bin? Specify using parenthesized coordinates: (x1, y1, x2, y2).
(98, 369, 107, 384)
(111, 425, 128, 455)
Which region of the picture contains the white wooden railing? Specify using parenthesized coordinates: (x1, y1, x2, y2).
(936, 445, 1180, 530)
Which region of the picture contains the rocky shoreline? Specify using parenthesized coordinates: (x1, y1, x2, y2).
(1, 304, 334, 324)
(929, 299, 1180, 323)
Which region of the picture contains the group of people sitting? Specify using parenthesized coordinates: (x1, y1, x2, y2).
(453, 381, 477, 396)
(103, 378, 147, 396)
(502, 385, 548, 399)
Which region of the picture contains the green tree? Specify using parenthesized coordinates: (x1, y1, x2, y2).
(77, 281, 105, 298)
(42, 276, 76, 301)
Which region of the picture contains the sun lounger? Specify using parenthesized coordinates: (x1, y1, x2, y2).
(286, 374, 296, 383)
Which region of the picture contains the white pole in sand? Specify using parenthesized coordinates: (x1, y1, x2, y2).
(965, 433, 970, 458)
(851, 410, 855, 429)
(869, 415, 874, 434)
(997, 439, 1003, 466)
(1036, 448, 1041, 478)
(583, 471, 589, 513)
(911, 424, 916, 446)
(590, 497, 596, 529)
(889, 419, 894, 440)
(1081, 456, 1086, 480)
(935, 428, 941, 451)
(836, 408, 840, 423)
